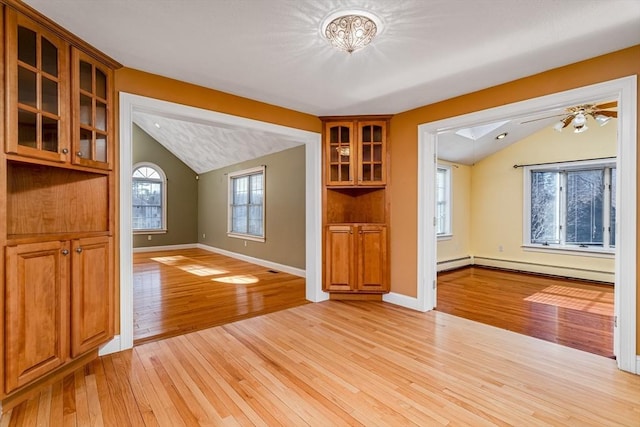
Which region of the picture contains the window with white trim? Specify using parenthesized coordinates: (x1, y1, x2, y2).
(132, 163, 167, 232)
(524, 158, 616, 251)
(228, 166, 265, 241)
(436, 165, 452, 236)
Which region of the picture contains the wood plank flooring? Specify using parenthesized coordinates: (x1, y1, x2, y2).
(437, 266, 614, 358)
(3, 301, 639, 426)
(134, 249, 309, 344)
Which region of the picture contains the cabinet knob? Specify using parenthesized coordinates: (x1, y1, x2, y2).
(76, 152, 83, 157)
(61, 249, 69, 255)
(76, 247, 83, 253)
(61, 148, 69, 154)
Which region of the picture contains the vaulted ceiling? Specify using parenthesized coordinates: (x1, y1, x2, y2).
(23, 0, 640, 172)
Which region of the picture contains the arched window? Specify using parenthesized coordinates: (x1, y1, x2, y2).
(132, 162, 167, 232)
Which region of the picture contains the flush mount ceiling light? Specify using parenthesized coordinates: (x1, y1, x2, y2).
(322, 10, 381, 53)
(524, 102, 617, 134)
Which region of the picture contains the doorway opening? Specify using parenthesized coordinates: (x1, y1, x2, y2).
(100, 93, 325, 354)
(417, 77, 637, 373)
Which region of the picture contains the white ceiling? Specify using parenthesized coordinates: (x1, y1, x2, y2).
(22, 0, 640, 172)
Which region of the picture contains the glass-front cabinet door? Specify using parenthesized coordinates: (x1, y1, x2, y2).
(357, 121, 386, 186)
(5, 9, 70, 162)
(71, 48, 113, 170)
(325, 121, 354, 186)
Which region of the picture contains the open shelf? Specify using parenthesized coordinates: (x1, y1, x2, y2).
(7, 161, 109, 236)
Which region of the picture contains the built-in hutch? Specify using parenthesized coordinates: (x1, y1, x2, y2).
(0, 0, 120, 405)
(321, 116, 391, 298)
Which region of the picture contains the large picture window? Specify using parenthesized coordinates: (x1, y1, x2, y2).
(228, 166, 265, 241)
(132, 163, 167, 233)
(524, 158, 616, 252)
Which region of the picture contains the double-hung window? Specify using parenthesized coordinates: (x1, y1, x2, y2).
(524, 158, 616, 252)
(132, 163, 167, 233)
(228, 166, 265, 241)
(436, 164, 452, 237)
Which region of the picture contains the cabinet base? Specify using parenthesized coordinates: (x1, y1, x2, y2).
(329, 293, 384, 301)
(1, 350, 98, 413)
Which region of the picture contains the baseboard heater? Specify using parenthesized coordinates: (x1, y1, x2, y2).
(437, 255, 613, 284)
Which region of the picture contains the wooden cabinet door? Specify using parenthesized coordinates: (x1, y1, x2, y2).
(357, 121, 386, 186)
(356, 225, 388, 292)
(70, 236, 113, 357)
(324, 225, 354, 291)
(71, 48, 113, 170)
(5, 9, 70, 162)
(5, 241, 70, 392)
(325, 122, 355, 186)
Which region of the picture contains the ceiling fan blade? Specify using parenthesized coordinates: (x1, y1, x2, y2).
(595, 101, 617, 110)
(596, 110, 617, 118)
(520, 113, 565, 124)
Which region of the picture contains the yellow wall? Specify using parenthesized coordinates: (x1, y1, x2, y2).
(470, 118, 617, 281)
(436, 161, 471, 263)
(390, 44, 639, 351)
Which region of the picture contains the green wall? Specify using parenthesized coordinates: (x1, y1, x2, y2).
(198, 145, 306, 269)
(132, 124, 198, 247)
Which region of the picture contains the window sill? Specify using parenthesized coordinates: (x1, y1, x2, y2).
(227, 233, 265, 243)
(133, 230, 167, 235)
(522, 244, 614, 258)
(437, 234, 453, 241)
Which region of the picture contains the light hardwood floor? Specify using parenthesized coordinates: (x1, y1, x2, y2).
(3, 301, 639, 426)
(437, 267, 614, 358)
(134, 249, 308, 344)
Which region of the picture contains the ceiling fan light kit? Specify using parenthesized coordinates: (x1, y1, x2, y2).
(551, 103, 617, 134)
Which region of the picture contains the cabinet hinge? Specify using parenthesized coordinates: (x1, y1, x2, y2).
(433, 279, 437, 289)
(433, 217, 437, 226)
(614, 315, 618, 328)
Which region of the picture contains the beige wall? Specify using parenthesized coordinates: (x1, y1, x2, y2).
(197, 145, 306, 269)
(132, 124, 199, 248)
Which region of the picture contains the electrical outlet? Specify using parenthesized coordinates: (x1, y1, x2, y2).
(498, 245, 503, 252)
(244, 240, 248, 247)
(147, 235, 152, 241)
(202, 233, 206, 239)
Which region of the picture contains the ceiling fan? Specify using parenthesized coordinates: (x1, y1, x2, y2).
(522, 101, 617, 133)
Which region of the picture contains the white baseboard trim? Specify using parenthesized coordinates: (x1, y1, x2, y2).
(197, 243, 306, 278)
(383, 292, 425, 311)
(437, 256, 474, 272)
(133, 243, 198, 253)
(99, 335, 121, 356)
(473, 256, 614, 283)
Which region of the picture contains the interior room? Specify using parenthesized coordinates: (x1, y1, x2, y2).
(129, 117, 310, 344)
(435, 100, 618, 358)
(1, 0, 639, 424)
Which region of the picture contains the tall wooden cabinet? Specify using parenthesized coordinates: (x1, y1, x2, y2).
(322, 116, 391, 298)
(0, 0, 121, 400)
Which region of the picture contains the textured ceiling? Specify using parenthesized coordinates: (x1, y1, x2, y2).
(132, 111, 303, 173)
(21, 0, 640, 172)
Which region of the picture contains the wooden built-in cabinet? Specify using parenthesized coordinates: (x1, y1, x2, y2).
(325, 224, 387, 293)
(322, 116, 391, 298)
(4, 241, 69, 392)
(4, 236, 112, 393)
(325, 119, 387, 186)
(0, 0, 121, 401)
